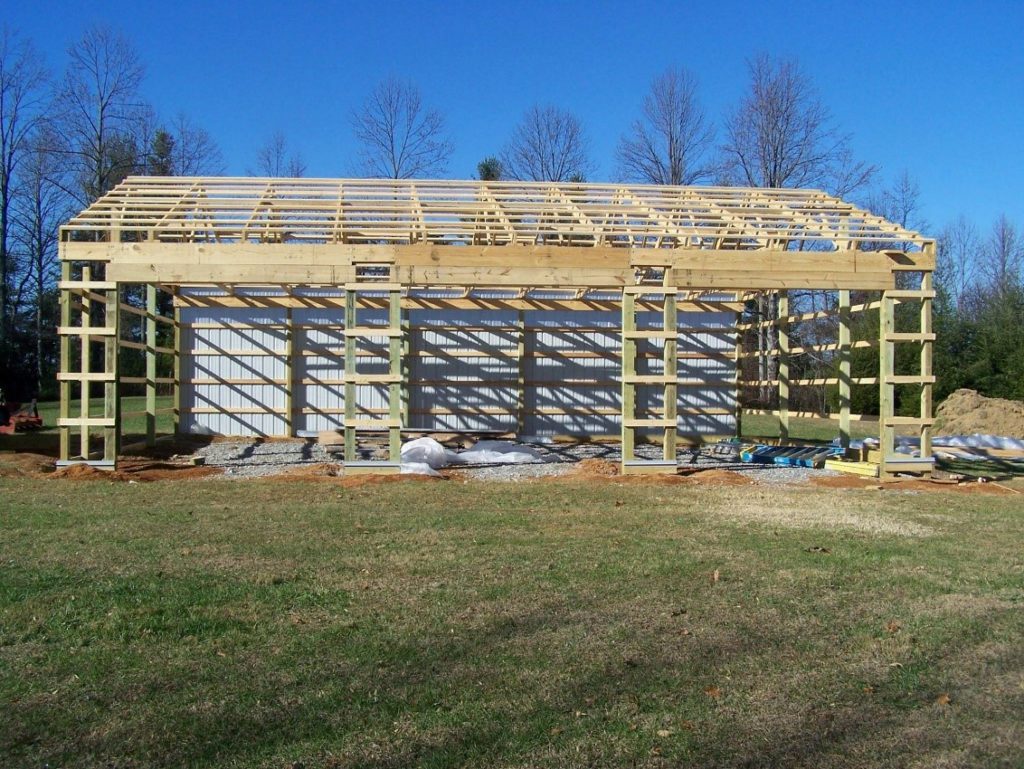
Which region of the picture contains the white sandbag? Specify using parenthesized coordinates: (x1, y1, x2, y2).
(400, 461, 441, 477)
(400, 437, 449, 469)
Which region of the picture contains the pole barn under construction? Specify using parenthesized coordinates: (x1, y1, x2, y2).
(56, 177, 936, 475)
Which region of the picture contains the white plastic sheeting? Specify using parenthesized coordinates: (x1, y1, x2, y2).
(400, 437, 546, 472)
(859, 433, 1024, 459)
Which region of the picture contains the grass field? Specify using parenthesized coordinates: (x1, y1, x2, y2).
(2, 476, 1022, 768)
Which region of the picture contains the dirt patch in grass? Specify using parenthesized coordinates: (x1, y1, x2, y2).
(555, 460, 751, 487)
(50, 458, 221, 482)
(810, 475, 1018, 496)
(570, 458, 620, 476)
(685, 468, 752, 486)
(711, 488, 936, 536)
(271, 462, 343, 478)
(267, 466, 443, 487)
(0, 452, 55, 477)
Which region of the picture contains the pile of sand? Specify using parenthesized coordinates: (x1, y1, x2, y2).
(935, 389, 1024, 438)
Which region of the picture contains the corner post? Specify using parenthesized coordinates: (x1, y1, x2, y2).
(920, 266, 934, 464)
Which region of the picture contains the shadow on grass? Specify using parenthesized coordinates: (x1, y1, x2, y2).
(15, 578, 1015, 769)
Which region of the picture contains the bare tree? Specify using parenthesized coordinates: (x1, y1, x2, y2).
(0, 27, 48, 382)
(144, 113, 224, 176)
(166, 112, 224, 175)
(616, 67, 715, 185)
(723, 54, 875, 405)
(56, 25, 149, 204)
(863, 171, 929, 282)
(981, 215, 1023, 298)
(351, 77, 453, 179)
(721, 54, 874, 196)
(251, 131, 306, 177)
(937, 216, 981, 314)
(13, 127, 73, 391)
(501, 105, 593, 182)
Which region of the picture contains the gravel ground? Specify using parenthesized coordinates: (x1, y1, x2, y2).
(194, 438, 838, 484)
(196, 440, 335, 478)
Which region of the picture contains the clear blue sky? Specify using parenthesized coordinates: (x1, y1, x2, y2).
(10, 0, 1024, 236)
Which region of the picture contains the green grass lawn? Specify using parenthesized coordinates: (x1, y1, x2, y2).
(1, 477, 1022, 768)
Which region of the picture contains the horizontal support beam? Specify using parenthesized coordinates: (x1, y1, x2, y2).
(175, 294, 743, 312)
(75, 241, 907, 290)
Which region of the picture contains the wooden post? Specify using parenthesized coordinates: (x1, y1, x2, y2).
(920, 270, 934, 464)
(516, 309, 527, 435)
(879, 291, 896, 476)
(79, 264, 92, 460)
(145, 283, 157, 447)
(173, 304, 181, 436)
(401, 307, 411, 427)
(284, 307, 294, 437)
(662, 285, 678, 461)
(621, 290, 636, 465)
(838, 289, 851, 448)
(59, 262, 72, 461)
(343, 288, 357, 462)
(777, 291, 790, 443)
(733, 309, 743, 439)
(103, 282, 120, 463)
(388, 287, 402, 460)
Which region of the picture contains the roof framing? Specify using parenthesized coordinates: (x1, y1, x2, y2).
(60, 177, 935, 291)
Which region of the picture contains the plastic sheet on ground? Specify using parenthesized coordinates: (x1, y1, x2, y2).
(851, 433, 1024, 460)
(400, 461, 442, 477)
(399, 437, 547, 472)
(400, 437, 450, 469)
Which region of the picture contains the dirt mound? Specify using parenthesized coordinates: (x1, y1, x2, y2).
(267, 464, 443, 486)
(569, 458, 620, 477)
(50, 458, 222, 482)
(51, 464, 131, 481)
(810, 475, 1016, 496)
(272, 463, 342, 479)
(0, 452, 55, 477)
(686, 468, 752, 486)
(935, 389, 1024, 438)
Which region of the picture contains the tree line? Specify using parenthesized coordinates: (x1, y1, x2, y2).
(0, 23, 1020, 413)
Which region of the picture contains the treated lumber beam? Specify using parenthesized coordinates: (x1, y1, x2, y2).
(76, 241, 898, 291)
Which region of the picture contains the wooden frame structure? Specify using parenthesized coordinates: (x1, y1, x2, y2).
(58, 177, 935, 475)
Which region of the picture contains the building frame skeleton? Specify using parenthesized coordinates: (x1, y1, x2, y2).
(57, 177, 936, 475)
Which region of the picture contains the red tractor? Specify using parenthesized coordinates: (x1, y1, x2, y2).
(0, 390, 43, 435)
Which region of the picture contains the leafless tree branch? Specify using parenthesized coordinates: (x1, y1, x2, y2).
(616, 67, 715, 185)
(501, 105, 593, 182)
(351, 77, 453, 179)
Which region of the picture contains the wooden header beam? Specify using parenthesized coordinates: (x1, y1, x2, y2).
(66, 242, 926, 291)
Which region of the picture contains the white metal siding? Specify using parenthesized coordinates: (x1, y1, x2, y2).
(180, 302, 736, 438)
